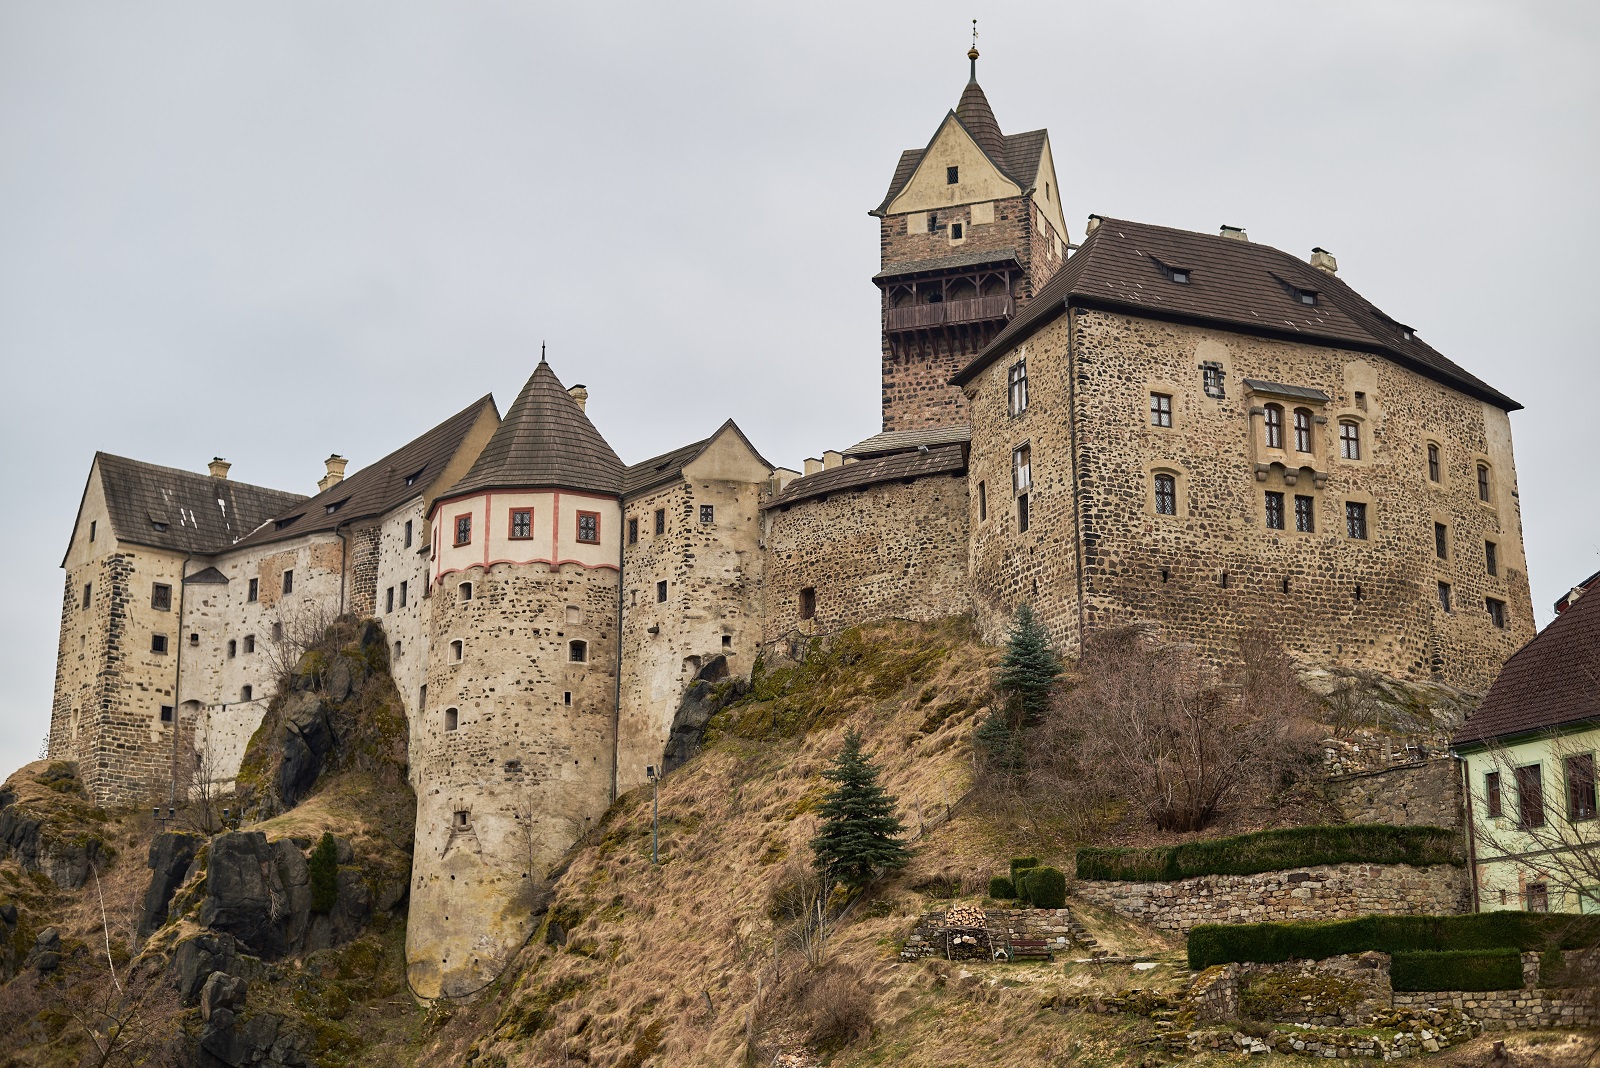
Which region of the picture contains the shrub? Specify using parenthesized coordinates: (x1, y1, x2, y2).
(987, 876, 1016, 900)
(1188, 912, 1600, 970)
(309, 832, 339, 914)
(1023, 866, 1066, 909)
(1078, 825, 1462, 883)
(1009, 857, 1039, 877)
(1390, 949, 1524, 992)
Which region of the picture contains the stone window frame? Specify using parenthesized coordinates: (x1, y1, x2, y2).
(576, 510, 601, 545)
(1485, 596, 1508, 630)
(1147, 466, 1183, 518)
(151, 583, 172, 612)
(247, 577, 258, 603)
(1485, 540, 1499, 577)
(1437, 580, 1453, 614)
(654, 508, 666, 535)
(81, 583, 91, 609)
(1425, 440, 1445, 486)
(282, 569, 294, 595)
(1337, 418, 1365, 463)
(569, 639, 588, 664)
(656, 580, 668, 604)
(458, 581, 473, 603)
(445, 707, 459, 732)
(448, 639, 464, 663)
(386, 586, 395, 613)
(1262, 403, 1286, 451)
(404, 519, 413, 548)
(1007, 359, 1028, 418)
(1263, 490, 1286, 531)
(1343, 496, 1372, 541)
(1433, 520, 1450, 561)
(699, 504, 715, 525)
(1473, 456, 1496, 508)
(89, 519, 96, 542)
(151, 633, 169, 655)
(244, 634, 255, 654)
(1149, 391, 1174, 429)
(453, 512, 473, 547)
(1292, 408, 1315, 454)
(508, 507, 534, 540)
(627, 517, 639, 545)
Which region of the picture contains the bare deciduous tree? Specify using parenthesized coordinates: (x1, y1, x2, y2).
(263, 600, 337, 693)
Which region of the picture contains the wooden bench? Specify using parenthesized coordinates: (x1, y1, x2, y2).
(1007, 938, 1055, 962)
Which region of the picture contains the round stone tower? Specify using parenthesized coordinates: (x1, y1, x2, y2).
(406, 359, 625, 999)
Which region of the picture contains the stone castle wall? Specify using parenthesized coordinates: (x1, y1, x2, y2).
(963, 308, 1534, 692)
(617, 474, 763, 793)
(1327, 758, 1463, 831)
(1075, 863, 1470, 934)
(761, 473, 971, 643)
(408, 559, 620, 1000)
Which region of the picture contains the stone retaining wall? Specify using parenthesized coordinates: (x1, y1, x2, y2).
(1075, 862, 1468, 933)
(900, 907, 1073, 962)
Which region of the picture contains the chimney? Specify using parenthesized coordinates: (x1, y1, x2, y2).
(803, 457, 824, 476)
(207, 457, 231, 480)
(568, 384, 588, 412)
(1220, 225, 1249, 242)
(1310, 247, 1338, 275)
(822, 450, 844, 470)
(1085, 214, 1102, 234)
(318, 454, 348, 493)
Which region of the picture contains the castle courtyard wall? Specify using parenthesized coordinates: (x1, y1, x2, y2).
(964, 308, 1533, 692)
(761, 472, 971, 643)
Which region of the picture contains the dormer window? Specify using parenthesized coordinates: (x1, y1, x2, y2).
(946, 166, 959, 185)
(403, 466, 425, 487)
(1297, 289, 1317, 306)
(324, 497, 348, 516)
(274, 515, 302, 531)
(1170, 268, 1190, 284)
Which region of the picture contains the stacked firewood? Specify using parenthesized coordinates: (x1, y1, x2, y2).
(944, 903, 987, 929)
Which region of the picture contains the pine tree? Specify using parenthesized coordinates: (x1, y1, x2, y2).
(997, 603, 1062, 727)
(810, 728, 910, 889)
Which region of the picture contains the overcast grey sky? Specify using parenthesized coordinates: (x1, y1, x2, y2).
(2, 1, 1596, 782)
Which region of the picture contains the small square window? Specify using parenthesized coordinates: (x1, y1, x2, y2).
(569, 639, 588, 663)
(799, 587, 816, 620)
(946, 165, 959, 184)
(950, 221, 964, 240)
(189, 632, 199, 646)
(160, 705, 174, 723)
(576, 511, 600, 544)
(282, 570, 294, 595)
(1150, 393, 1172, 428)
(699, 504, 715, 525)
(1486, 597, 1507, 629)
(628, 517, 638, 545)
(247, 578, 258, 602)
(656, 580, 668, 603)
(454, 513, 472, 547)
(241, 684, 253, 701)
(654, 508, 666, 535)
(509, 508, 532, 540)
(151, 583, 172, 612)
(151, 634, 168, 654)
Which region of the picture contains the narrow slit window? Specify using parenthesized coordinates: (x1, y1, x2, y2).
(1435, 522, 1449, 560)
(386, 587, 395, 613)
(399, 581, 407, 607)
(654, 508, 666, 535)
(81, 583, 91, 609)
(628, 517, 638, 545)
(282, 570, 294, 595)
(404, 520, 414, 548)
(1017, 492, 1030, 532)
(1427, 444, 1441, 482)
(1485, 541, 1498, 577)
(1477, 464, 1492, 502)
(977, 481, 987, 521)
(799, 587, 816, 620)
(247, 578, 258, 602)
(1007, 361, 1028, 417)
(656, 580, 667, 603)
(1485, 771, 1502, 818)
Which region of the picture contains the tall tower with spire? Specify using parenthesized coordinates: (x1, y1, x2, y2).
(870, 44, 1070, 431)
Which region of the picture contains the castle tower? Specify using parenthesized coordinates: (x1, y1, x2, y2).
(406, 359, 625, 999)
(870, 46, 1070, 432)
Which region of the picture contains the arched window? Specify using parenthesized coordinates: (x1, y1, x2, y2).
(1293, 409, 1313, 453)
(1154, 472, 1178, 516)
(449, 639, 463, 662)
(1339, 420, 1361, 460)
(227, 639, 237, 659)
(458, 581, 473, 603)
(445, 708, 458, 731)
(1427, 444, 1441, 482)
(1263, 404, 1284, 449)
(1477, 463, 1491, 502)
(568, 639, 588, 663)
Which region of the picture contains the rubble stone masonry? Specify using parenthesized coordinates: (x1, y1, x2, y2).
(761, 473, 972, 642)
(964, 309, 1533, 691)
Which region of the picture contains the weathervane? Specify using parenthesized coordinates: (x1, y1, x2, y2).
(968, 19, 980, 79)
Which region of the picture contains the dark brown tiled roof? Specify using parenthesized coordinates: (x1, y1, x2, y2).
(622, 420, 771, 499)
(874, 247, 1020, 282)
(764, 444, 966, 510)
(952, 217, 1519, 410)
(238, 394, 497, 549)
(90, 453, 305, 558)
(440, 361, 624, 503)
(844, 425, 971, 459)
(955, 78, 1006, 163)
(1453, 586, 1600, 749)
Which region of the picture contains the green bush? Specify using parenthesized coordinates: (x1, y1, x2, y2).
(1078, 825, 1462, 883)
(1188, 912, 1600, 970)
(1023, 866, 1066, 909)
(1390, 949, 1524, 992)
(987, 876, 1016, 900)
(1009, 857, 1039, 877)
(309, 832, 339, 914)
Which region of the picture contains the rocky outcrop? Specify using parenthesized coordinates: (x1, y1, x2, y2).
(171, 931, 266, 1004)
(662, 656, 749, 774)
(0, 777, 108, 890)
(200, 1006, 310, 1068)
(198, 831, 370, 961)
(138, 831, 203, 941)
(25, 926, 61, 974)
(0, 903, 19, 980)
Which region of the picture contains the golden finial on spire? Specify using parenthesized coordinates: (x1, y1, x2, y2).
(968, 19, 980, 79)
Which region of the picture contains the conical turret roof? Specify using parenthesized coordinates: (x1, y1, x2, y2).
(955, 75, 1006, 164)
(439, 360, 624, 502)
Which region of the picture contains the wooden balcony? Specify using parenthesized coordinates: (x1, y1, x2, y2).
(885, 295, 1014, 334)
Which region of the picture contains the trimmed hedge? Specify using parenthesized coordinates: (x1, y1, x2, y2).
(1010, 857, 1039, 877)
(1188, 912, 1600, 970)
(1016, 866, 1067, 909)
(988, 876, 1016, 900)
(1390, 949, 1524, 992)
(1077, 825, 1463, 883)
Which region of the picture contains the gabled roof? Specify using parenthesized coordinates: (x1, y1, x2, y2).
(88, 453, 305, 558)
(952, 217, 1520, 410)
(622, 420, 771, 499)
(237, 394, 498, 549)
(1453, 585, 1600, 749)
(844, 425, 971, 459)
(764, 443, 966, 510)
(183, 566, 230, 584)
(438, 361, 624, 504)
(871, 127, 1049, 217)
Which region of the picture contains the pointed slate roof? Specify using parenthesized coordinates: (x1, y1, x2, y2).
(951, 217, 1519, 410)
(237, 393, 498, 549)
(955, 76, 1006, 163)
(439, 361, 624, 503)
(1453, 582, 1600, 749)
(87, 453, 305, 558)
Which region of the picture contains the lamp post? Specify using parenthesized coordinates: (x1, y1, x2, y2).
(646, 765, 660, 865)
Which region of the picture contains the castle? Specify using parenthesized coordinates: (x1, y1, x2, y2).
(48, 48, 1534, 997)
